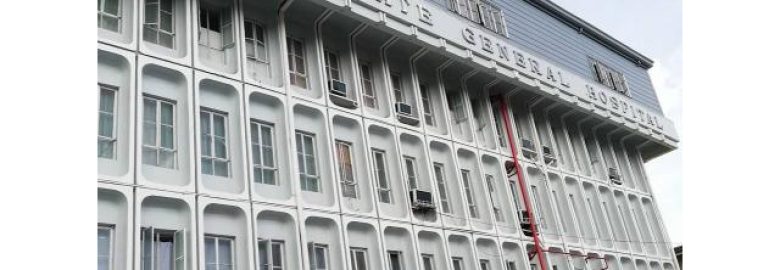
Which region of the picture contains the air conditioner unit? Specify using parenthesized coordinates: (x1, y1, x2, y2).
(410, 189, 435, 211)
(395, 102, 413, 116)
(608, 167, 622, 185)
(328, 80, 348, 97)
(519, 210, 539, 237)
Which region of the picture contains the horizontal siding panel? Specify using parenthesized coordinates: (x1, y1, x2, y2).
(421, 0, 664, 112)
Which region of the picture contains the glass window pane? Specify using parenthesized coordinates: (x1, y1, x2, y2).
(99, 113, 114, 137)
(254, 168, 263, 184)
(244, 22, 253, 39)
(205, 238, 216, 264)
(252, 144, 261, 165)
(104, 0, 119, 15)
(159, 33, 174, 48)
(246, 40, 256, 59)
(214, 115, 226, 137)
(215, 137, 227, 158)
(201, 133, 212, 156)
(142, 148, 157, 165)
(258, 241, 268, 270)
(305, 156, 317, 175)
(160, 150, 175, 169)
(160, 0, 173, 12)
(98, 140, 114, 159)
(202, 158, 214, 174)
(262, 147, 274, 167)
(271, 243, 283, 267)
(145, 2, 159, 24)
(214, 161, 229, 177)
(161, 103, 174, 125)
(218, 239, 232, 266)
(144, 99, 157, 122)
(263, 169, 275, 184)
(161, 126, 174, 149)
(261, 126, 273, 146)
(143, 122, 157, 146)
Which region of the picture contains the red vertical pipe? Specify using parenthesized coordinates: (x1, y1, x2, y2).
(497, 96, 549, 270)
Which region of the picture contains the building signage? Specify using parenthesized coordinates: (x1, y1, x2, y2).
(345, 0, 675, 140)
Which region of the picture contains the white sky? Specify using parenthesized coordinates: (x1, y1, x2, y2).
(550, 0, 683, 246)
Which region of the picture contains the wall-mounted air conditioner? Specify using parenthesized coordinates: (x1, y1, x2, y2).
(328, 80, 357, 108)
(329, 79, 348, 97)
(521, 138, 537, 160)
(410, 189, 435, 211)
(608, 167, 622, 185)
(395, 102, 412, 115)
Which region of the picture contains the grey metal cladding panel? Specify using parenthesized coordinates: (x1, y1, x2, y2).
(425, 0, 663, 113)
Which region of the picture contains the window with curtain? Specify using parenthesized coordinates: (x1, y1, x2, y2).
(98, 84, 118, 159)
(372, 149, 392, 204)
(140, 227, 185, 270)
(296, 131, 319, 192)
(205, 235, 234, 270)
(390, 73, 404, 104)
(324, 50, 341, 82)
(198, 3, 234, 51)
(244, 20, 268, 63)
(461, 169, 479, 219)
(485, 174, 503, 222)
(287, 37, 308, 88)
(336, 140, 357, 199)
(420, 83, 435, 126)
(349, 247, 369, 270)
(143, 0, 175, 48)
(505, 261, 518, 270)
(447, 94, 467, 124)
(403, 156, 418, 190)
(97, 224, 114, 270)
(142, 95, 177, 169)
(433, 163, 451, 214)
(98, 0, 122, 32)
(200, 108, 230, 177)
(258, 239, 284, 270)
(308, 243, 329, 270)
(250, 120, 277, 185)
(359, 62, 376, 108)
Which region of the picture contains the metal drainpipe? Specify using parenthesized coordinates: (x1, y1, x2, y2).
(497, 96, 549, 270)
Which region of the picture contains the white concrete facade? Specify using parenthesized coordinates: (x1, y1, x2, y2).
(97, 0, 679, 270)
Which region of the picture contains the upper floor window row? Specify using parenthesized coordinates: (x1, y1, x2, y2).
(448, 0, 507, 36)
(590, 58, 630, 96)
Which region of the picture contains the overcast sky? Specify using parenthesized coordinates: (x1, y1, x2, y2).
(550, 0, 683, 246)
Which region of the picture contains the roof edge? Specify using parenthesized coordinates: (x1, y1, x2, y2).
(524, 0, 655, 69)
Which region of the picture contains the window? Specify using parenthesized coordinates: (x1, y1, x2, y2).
(485, 174, 503, 222)
(258, 239, 284, 270)
(142, 95, 177, 169)
(447, 0, 507, 36)
(505, 261, 518, 270)
(205, 235, 234, 270)
(387, 251, 404, 270)
(98, 0, 122, 32)
(589, 58, 629, 95)
(551, 191, 568, 233)
(336, 140, 357, 198)
(451, 257, 464, 270)
(140, 227, 185, 270)
(420, 84, 435, 126)
(245, 20, 268, 63)
(324, 50, 341, 82)
(508, 180, 522, 212)
(586, 198, 604, 239)
(143, 0, 175, 48)
(98, 225, 114, 270)
(200, 108, 230, 177)
(461, 169, 479, 218)
(433, 163, 451, 214)
(530, 264, 538, 270)
(490, 100, 507, 147)
(350, 248, 369, 270)
(287, 37, 308, 88)
(479, 260, 491, 270)
(447, 94, 467, 124)
(403, 156, 418, 190)
(373, 149, 392, 204)
(198, 4, 235, 52)
(421, 254, 435, 270)
(530, 186, 546, 230)
(296, 131, 319, 192)
(359, 62, 376, 108)
(390, 73, 404, 103)
(98, 84, 118, 159)
(471, 98, 488, 139)
(250, 121, 277, 185)
(308, 243, 329, 270)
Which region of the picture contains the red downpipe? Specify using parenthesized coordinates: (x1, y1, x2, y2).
(497, 96, 549, 270)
